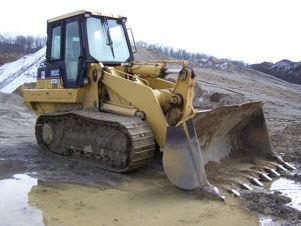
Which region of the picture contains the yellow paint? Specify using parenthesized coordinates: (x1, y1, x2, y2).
(23, 10, 200, 150)
(23, 61, 199, 148)
(48, 10, 124, 23)
(101, 69, 168, 147)
(172, 69, 196, 125)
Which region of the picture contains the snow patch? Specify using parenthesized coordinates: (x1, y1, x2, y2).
(0, 47, 46, 93)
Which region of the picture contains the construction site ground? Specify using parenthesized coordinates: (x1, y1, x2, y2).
(0, 67, 300, 225)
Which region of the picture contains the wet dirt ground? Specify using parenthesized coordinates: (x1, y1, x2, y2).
(1, 66, 301, 225)
(0, 92, 259, 225)
(0, 138, 259, 226)
(194, 68, 301, 225)
(30, 177, 257, 226)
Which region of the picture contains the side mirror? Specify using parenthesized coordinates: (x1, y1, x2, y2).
(127, 28, 137, 53)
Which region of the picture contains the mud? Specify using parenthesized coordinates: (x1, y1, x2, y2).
(0, 91, 259, 225)
(0, 140, 259, 225)
(271, 122, 301, 163)
(28, 181, 258, 226)
(241, 191, 301, 225)
(270, 178, 301, 211)
(193, 83, 249, 110)
(0, 63, 301, 225)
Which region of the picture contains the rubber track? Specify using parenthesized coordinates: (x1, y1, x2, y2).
(35, 110, 156, 172)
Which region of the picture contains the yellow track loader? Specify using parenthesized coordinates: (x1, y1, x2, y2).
(23, 10, 294, 200)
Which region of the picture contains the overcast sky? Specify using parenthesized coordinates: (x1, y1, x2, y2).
(1, 0, 301, 63)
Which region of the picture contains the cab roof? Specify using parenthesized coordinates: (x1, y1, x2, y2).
(48, 10, 125, 23)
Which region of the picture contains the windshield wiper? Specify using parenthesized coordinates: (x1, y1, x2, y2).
(103, 17, 115, 58)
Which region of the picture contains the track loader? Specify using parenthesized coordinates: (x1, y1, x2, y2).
(23, 10, 295, 200)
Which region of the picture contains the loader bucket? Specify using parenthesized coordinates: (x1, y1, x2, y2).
(193, 101, 274, 163)
(162, 101, 278, 198)
(162, 119, 224, 200)
(162, 119, 208, 190)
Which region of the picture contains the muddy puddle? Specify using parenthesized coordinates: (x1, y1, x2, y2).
(29, 183, 259, 226)
(0, 174, 43, 226)
(243, 176, 301, 226)
(3, 173, 301, 226)
(0, 174, 259, 226)
(270, 178, 301, 211)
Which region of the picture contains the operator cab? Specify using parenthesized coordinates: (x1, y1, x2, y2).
(41, 10, 134, 88)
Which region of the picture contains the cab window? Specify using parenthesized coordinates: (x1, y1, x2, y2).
(50, 26, 61, 60)
(64, 21, 81, 82)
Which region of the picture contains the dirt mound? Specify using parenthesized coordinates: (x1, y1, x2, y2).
(249, 60, 301, 85)
(271, 122, 301, 162)
(193, 83, 248, 109)
(134, 46, 171, 62)
(13, 82, 36, 97)
(0, 91, 24, 106)
(0, 92, 35, 137)
(241, 191, 301, 225)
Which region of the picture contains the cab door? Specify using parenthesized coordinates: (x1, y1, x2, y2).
(63, 20, 82, 88)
